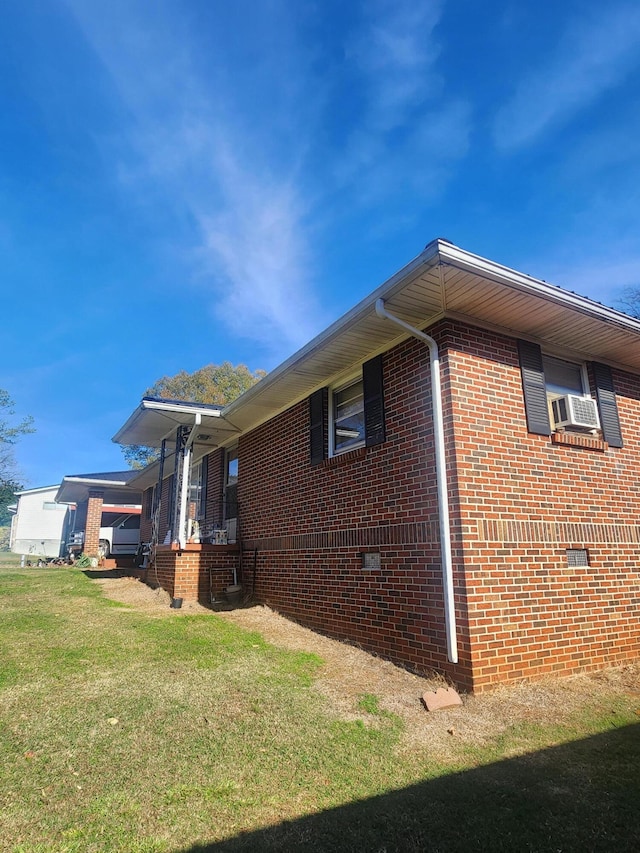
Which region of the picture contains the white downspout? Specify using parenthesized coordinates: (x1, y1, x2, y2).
(177, 413, 201, 550)
(375, 299, 458, 664)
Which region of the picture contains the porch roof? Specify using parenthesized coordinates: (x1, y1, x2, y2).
(56, 471, 143, 506)
(111, 396, 240, 451)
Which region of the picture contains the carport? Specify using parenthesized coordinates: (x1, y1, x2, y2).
(55, 472, 142, 558)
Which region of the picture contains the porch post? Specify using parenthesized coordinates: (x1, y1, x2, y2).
(85, 490, 104, 557)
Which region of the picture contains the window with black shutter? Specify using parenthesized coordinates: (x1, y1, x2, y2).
(591, 362, 623, 447)
(517, 340, 551, 435)
(363, 355, 386, 447)
(309, 355, 386, 461)
(517, 340, 622, 446)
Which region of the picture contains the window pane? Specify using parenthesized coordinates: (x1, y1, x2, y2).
(227, 451, 238, 486)
(543, 356, 584, 397)
(334, 380, 364, 452)
(187, 461, 202, 521)
(225, 448, 238, 520)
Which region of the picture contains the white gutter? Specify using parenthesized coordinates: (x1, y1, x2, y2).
(177, 414, 201, 549)
(375, 299, 458, 664)
(141, 399, 225, 417)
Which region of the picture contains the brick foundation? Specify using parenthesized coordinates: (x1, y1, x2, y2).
(150, 544, 239, 604)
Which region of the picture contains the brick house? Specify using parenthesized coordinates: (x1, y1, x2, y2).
(114, 239, 640, 692)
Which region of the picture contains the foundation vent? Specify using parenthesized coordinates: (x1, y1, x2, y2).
(566, 548, 589, 567)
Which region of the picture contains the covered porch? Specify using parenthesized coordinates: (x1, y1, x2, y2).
(113, 398, 243, 605)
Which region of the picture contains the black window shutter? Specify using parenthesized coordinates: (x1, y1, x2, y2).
(517, 340, 551, 435)
(592, 362, 623, 448)
(363, 354, 386, 447)
(309, 388, 328, 465)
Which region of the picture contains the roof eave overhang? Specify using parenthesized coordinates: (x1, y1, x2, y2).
(220, 239, 640, 438)
(55, 476, 143, 505)
(437, 241, 640, 336)
(113, 239, 640, 454)
(112, 397, 239, 449)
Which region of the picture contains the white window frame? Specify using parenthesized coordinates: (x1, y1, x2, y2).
(188, 459, 205, 522)
(329, 374, 365, 457)
(221, 446, 239, 543)
(543, 354, 597, 432)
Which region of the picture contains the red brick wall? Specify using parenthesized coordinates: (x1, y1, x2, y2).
(237, 337, 471, 686)
(235, 320, 640, 691)
(132, 319, 640, 692)
(441, 321, 640, 691)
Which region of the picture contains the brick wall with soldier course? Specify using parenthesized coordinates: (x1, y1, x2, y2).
(439, 320, 640, 691)
(236, 333, 473, 688)
(234, 320, 640, 692)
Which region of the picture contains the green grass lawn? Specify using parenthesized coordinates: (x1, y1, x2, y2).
(0, 563, 639, 852)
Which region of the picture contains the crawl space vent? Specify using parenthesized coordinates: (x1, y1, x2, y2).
(566, 548, 589, 567)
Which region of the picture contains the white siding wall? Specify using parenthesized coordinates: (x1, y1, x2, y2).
(11, 487, 71, 558)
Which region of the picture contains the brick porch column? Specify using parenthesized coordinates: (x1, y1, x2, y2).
(84, 490, 104, 556)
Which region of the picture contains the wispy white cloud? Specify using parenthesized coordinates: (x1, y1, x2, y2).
(62, 0, 469, 358)
(494, 4, 640, 150)
(339, 0, 470, 202)
(195, 146, 318, 344)
(348, 0, 444, 132)
(63, 0, 324, 357)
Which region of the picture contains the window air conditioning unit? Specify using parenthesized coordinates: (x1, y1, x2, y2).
(551, 395, 600, 430)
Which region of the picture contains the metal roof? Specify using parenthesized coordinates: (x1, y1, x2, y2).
(113, 239, 640, 456)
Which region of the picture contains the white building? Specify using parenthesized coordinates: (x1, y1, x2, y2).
(9, 485, 75, 559)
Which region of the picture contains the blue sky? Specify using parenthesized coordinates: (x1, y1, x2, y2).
(2, 0, 640, 488)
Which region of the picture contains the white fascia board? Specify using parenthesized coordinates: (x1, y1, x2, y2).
(221, 237, 640, 440)
(62, 476, 131, 487)
(112, 399, 229, 446)
(15, 485, 61, 496)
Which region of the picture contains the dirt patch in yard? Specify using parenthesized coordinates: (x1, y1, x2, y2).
(93, 573, 640, 755)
